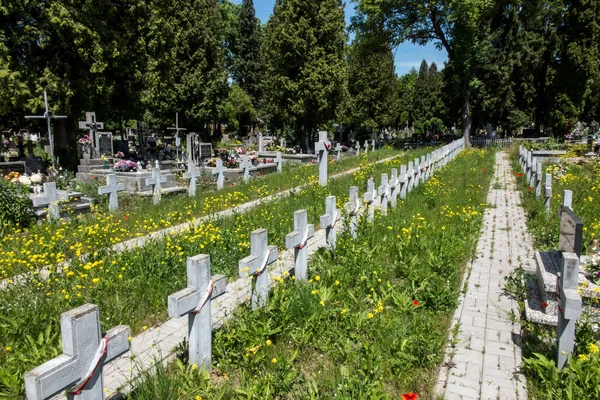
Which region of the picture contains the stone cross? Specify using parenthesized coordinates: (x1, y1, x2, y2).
(24, 304, 130, 400)
(314, 131, 331, 186)
(320, 196, 339, 248)
(413, 158, 420, 188)
(364, 140, 368, 154)
(561, 190, 573, 216)
(168, 255, 226, 370)
(240, 155, 252, 184)
(426, 153, 432, 180)
(399, 165, 408, 200)
(25, 91, 67, 166)
(286, 210, 315, 281)
(214, 159, 226, 190)
(275, 151, 284, 173)
(77, 112, 104, 159)
(371, 139, 375, 152)
(535, 161, 542, 199)
(406, 161, 414, 194)
(389, 168, 399, 208)
(145, 161, 167, 205)
(34, 182, 68, 221)
(556, 252, 583, 370)
(345, 186, 361, 239)
(544, 173, 552, 214)
(335, 143, 341, 162)
(420, 155, 426, 184)
(364, 177, 376, 223)
(183, 160, 198, 197)
(355, 141, 360, 156)
(529, 157, 537, 188)
(526, 151, 533, 182)
(98, 174, 124, 212)
(378, 173, 390, 216)
(239, 229, 278, 309)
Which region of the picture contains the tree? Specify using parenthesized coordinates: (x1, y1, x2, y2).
(262, 0, 346, 149)
(396, 69, 417, 131)
(223, 84, 257, 133)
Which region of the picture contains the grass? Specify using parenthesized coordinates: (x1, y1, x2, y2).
(125, 148, 496, 399)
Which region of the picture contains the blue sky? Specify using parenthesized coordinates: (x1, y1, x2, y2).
(232, 0, 448, 76)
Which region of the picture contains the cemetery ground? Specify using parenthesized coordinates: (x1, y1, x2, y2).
(0, 148, 399, 281)
(0, 146, 442, 398)
(121, 149, 491, 398)
(507, 147, 600, 399)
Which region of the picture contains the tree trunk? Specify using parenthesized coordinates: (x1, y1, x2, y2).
(462, 86, 472, 146)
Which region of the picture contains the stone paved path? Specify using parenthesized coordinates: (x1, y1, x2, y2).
(436, 152, 533, 400)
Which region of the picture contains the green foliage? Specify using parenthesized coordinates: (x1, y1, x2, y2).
(0, 179, 34, 234)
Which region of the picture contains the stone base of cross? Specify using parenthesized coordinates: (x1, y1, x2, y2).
(556, 252, 582, 370)
(33, 182, 69, 221)
(168, 255, 226, 369)
(314, 131, 331, 186)
(320, 196, 339, 248)
(239, 229, 278, 309)
(145, 161, 167, 205)
(24, 304, 130, 400)
(286, 210, 315, 281)
(99, 174, 125, 212)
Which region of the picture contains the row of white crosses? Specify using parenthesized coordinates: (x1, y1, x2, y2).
(24, 139, 466, 399)
(519, 146, 552, 213)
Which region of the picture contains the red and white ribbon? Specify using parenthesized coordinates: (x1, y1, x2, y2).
(67, 337, 108, 395)
(297, 227, 310, 250)
(349, 200, 361, 216)
(329, 210, 341, 229)
(192, 280, 214, 314)
(322, 141, 331, 151)
(252, 249, 271, 277)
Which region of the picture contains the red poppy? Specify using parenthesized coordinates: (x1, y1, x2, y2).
(518, 173, 523, 177)
(413, 300, 419, 307)
(528, 187, 532, 191)
(125, 214, 129, 220)
(91, 175, 97, 179)
(402, 393, 419, 400)
(541, 301, 548, 308)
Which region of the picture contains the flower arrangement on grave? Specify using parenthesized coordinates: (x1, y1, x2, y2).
(235, 146, 248, 155)
(114, 159, 137, 172)
(263, 158, 274, 164)
(78, 135, 93, 155)
(341, 145, 349, 152)
(114, 151, 124, 159)
(225, 158, 239, 168)
(206, 157, 218, 168)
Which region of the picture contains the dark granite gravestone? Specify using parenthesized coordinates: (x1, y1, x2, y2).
(199, 143, 213, 160)
(559, 207, 583, 258)
(114, 139, 129, 157)
(98, 133, 113, 157)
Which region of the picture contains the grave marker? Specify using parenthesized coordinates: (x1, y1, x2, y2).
(35, 182, 68, 221)
(275, 151, 284, 172)
(240, 155, 252, 183)
(559, 207, 583, 258)
(364, 140, 368, 154)
(536, 161, 542, 199)
(214, 159, 226, 190)
(183, 160, 198, 197)
(240, 229, 278, 309)
(371, 139, 375, 152)
(364, 177, 376, 223)
(389, 168, 399, 208)
(24, 304, 130, 400)
(407, 161, 414, 193)
(25, 91, 67, 166)
(399, 165, 408, 200)
(320, 196, 340, 248)
(285, 210, 315, 281)
(413, 158, 420, 188)
(544, 173, 552, 214)
(345, 186, 361, 239)
(556, 252, 583, 370)
(420, 155, 426, 183)
(97, 133, 113, 157)
(168, 255, 226, 369)
(314, 131, 331, 186)
(78, 112, 104, 159)
(529, 157, 537, 188)
(335, 143, 341, 161)
(145, 161, 167, 205)
(98, 174, 125, 212)
(355, 141, 360, 156)
(378, 173, 390, 216)
(561, 190, 573, 215)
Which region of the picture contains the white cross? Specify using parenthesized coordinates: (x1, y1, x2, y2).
(314, 131, 330, 186)
(213, 159, 226, 190)
(183, 160, 198, 197)
(168, 255, 226, 369)
(364, 177, 376, 223)
(413, 158, 420, 188)
(406, 161, 414, 193)
(320, 196, 339, 248)
(285, 210, 315, 281)
(167, 113, 187, 164)
(98, 174, 125, 212)
(335, 143, 341, 161)
(24, 304, 130, 400)
(275, 151, 284, 172)
(345, 186, 361, 239)
(25, 91, 67, 166)
(30, 182, 68, 221)
(355, 142, 360, 156)
(239, 229, 278, 309)
(145, 161, 167, 205)
(389, 168, 399, 208)
(556, 252, 582, 369)
(378, 173, 390, 216)
(364, 140, 368, 154)
(240, 155, 252, 183)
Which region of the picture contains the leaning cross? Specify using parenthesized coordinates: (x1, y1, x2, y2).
(145, 161, 167, 205)
(275, 151, 284, 173)
(286, 210, 315, 281)
(168, 255, 226, 369)
(345, 186, 361, 239)
(407, 161, 414, 193)
(183, 160, 198, 197)
(24, 304, 130, 400)
(556, 252, 583, 370)
(98, 174, 124, 212)
(214, 159, 226, 190)
(364, 177, 376, 223)
(314, 131, 331, 186)
(389, 168, 399, 208)
(378, 173, 390, 216)
(241, 155, 252, 183)
(239, 229, 278, 310)
(335, 143, 341, 162)
(320, 196, 340, 248)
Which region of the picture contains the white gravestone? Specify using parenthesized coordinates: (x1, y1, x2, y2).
(529, 158, 537, 188)
(320, 196, 340, 248)
(145, 161, 167, 205)
(335, 143, 341, 162)
(399, 165, 408, 200)
(561, 190, 573, 216)
(526, 151, 533, 182)
(168, 255, 226, 369)
(426, 153, 432, 180)
(345, 186, 361, 240)
(371, 139, 375, 152)
(275, 151, 284, 173)
(183, 160, 198, 197)
(35, 182, 68, 221)
(389, 168, 399, 208)
(98, 174, 124, 212)
(535, 161, 542, 199)
(314, 131, 331, 186)
(239, 229, 278, 309)
(364, 141, 368, 154)
(407, 161, 414, 194)
(285, 210, 315, 281)
(240, 155, 251, 183)
(24, 304, 130, 400)
(378, 173, 390, 216)
(214, 159, 226, 190)
(355, 142, 360, 156)
(556, 252, 582, 370)
(364, 178, 376, 223)
(544, 173, 552, 214)
(413, 158, 420, 189)
(420, 155, 426, 184)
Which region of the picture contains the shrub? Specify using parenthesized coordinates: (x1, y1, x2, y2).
(0, 178, 34, 234)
